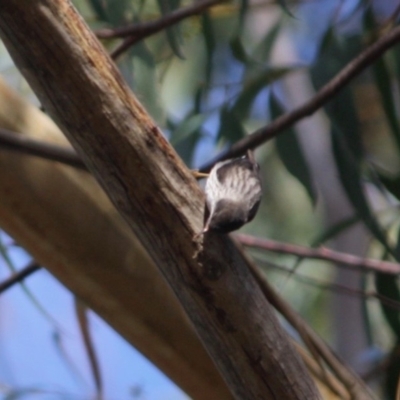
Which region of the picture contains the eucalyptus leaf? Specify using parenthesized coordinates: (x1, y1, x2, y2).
(218, 106, 245, 143)
(271, 95, 317, 205)
(253, 19, 282, 62)
(372, 56, 400, 153)
(378, 173, 400, 201)
(275, 0, 295, 18)
(311, 34, 363, 161)
(331, 127, 393, 255)
(156, 0, 184, 58)
(232, 67, 295, 120)
(201, 12, 216, 84)
(87, 0, 109, 22)
(375, 272, 400, 337)
(237, 0, 249, 35)
(311, 215, 359, 247)
(170, 113, 207, 146)
(130, 44, 165, 125)
(230, 36, 249, 64)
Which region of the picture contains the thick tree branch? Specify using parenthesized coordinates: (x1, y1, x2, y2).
(0, 127, 86, 170)
(0, 1, 323, 399)
(236, 233, 400, 275)
(200, 25, 400, 172)
(0, 78, 232, 400)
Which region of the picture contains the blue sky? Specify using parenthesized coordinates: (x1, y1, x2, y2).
(0, 235, 188, 400)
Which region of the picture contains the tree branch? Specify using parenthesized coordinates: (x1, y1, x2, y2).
(96, 0, 224, 39)
(0, 261, 41, 294)
(97, 0, 226, 59)
(200, 25, 400, 172)
(236, 233, 400, 275)
(259, 258, 400, 311)
(0, 77, 232, 400)
(0, 127, 86, 170)
(0, 1, 323, 399)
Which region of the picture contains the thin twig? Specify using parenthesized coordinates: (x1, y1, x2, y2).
(96, 0, 224, 39)
(236, 233, 400, 275)
(260, 257, 400, 311)
(200, 25, 400, 172)
(75, 299, 103, 400)
(0, 128, 87, 170)
(103, 0, 226, 59)
(0, 261, 41, 294)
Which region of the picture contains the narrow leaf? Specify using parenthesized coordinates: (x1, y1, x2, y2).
(170, 113, 207, 146)
(201, 12, 216, 83)
(270, 95, 317, 205)
(331, 127, 394, 255)
(217, 106, 245, 143)
(311, 215, 359, 247)
(156, 0, 184, 58)
(232, 67, 295, 120)
(372, 57, 400, 153)
(230, 36, 249, 64)
(253, 19, 282, 62)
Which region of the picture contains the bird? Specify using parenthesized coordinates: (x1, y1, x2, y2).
(200, 150, 262, 234)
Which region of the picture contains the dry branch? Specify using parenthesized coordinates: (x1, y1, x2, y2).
(0, 261, 41, 294)
(0, 1, 322, 399)
(236, 233, 400, 275)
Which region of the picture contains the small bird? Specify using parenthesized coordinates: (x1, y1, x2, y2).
(200, 150, 262, 234)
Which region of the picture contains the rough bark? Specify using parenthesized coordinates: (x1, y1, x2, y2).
(0, 1, 321, 399)
(0, 78, 232, 399)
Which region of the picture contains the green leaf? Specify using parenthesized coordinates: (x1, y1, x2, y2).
(275, 0, 295, 18)
(270, 95, 317, 205)
(311, 34, 364, 161)
(331, 127, 394, 255)
(252, 19, 282, 63)
(168, 112, 203, 165)
(156, 0, 184, 58)
(372, 56, 400, 152)
(93, 0, 133, 26)
(379, 173, 400, 201)
(87, 0, 109, 22)
(170, 113, 207, 146)
(129, 44, 165, 125)
(230, 36, 249, 64)
(201, 12, 216, 84)
(375, 227, 400, 399)
(237, 0, 249, 35)
(232, 67, 295, 120)
(375, 269, 400, 337)
(217, 106, 246, 143)
(384, 351, 400, 400)
(311, 215, 359, 247)
(364, 8, 400, 152)
(174, 132, 200, 165)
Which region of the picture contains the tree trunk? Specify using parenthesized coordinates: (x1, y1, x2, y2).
(0, 1, 321, 398)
